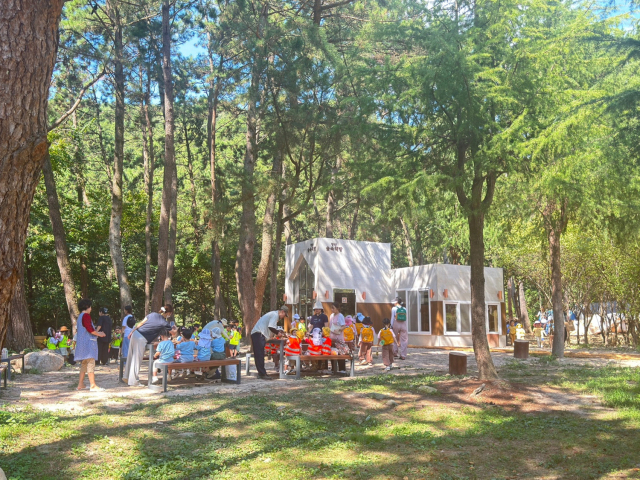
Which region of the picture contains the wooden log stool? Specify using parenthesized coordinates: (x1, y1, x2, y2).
(449, 352, 467, 375)
(514, 340, 529, 359)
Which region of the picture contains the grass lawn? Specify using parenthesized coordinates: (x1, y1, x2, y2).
(2, 362, 640, 479)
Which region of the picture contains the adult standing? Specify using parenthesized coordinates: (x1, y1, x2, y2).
(328, 303, 348, 373)
(251, 306, 288, 380)
(96, 307, 112, 365)
(75, 299, 106, 391)
(309, 301, 328, 332)
(390, 297, 409, 360)
(123, 304, 172, 387)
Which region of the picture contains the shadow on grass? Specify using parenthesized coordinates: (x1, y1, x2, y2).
(2, 371, 640, 480)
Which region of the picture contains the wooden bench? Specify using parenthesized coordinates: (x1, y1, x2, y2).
(288, 354, 355, 379)
(159, 359, 241, 392)
(0, 365, 7, 388)
(0, 354, 25, 380)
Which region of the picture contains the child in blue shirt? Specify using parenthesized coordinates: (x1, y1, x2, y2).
(205, 327, 227, 381)
(152, 330, 175, 385)
(176, 328, 196, 362)
(194, 328, 212, 380)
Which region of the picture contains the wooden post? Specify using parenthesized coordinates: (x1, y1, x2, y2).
(514, 340, 529, 359)
(449, 352, 467, 375)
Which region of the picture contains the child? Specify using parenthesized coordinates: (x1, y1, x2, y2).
(509, 320, 516, 346)
(284, 328, 302, 375)
(378, 318, 399, 371)
(151, 329, 175, 385)
(355, 313, 364, 342)
(175, 328, 196, 377)
(533, 321, 545, 348)
(194, 328, 212, 380)
(359, 317, 375, 366)
(58, 326, 70, 363)
(304, 328, 325, 371)
(207, 327, 226, 381)
(110, 327, 122, 362)
(46, 327, 60, 353)
(342, 316, 357, 352)
(122, 315, 135, 359)
(515, 323, 526, 340)
(270, 326, 286, 372)
(227, 324, 241, 357)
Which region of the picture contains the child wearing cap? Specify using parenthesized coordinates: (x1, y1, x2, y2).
(355, 313, 365, 340)
(378, 318, 399, 371)
(267, 326, 286, 372)
(110, 327, 122, 362)
(342, 316, 357, 352)
(194, 328, 212, 379)
(205, 327, 226, 381)
(359, 317, 375, 366)
(226, 324, 241, 357)
(508, 320, 516, 346)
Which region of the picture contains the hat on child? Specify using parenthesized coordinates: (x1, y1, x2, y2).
(345, 315, 353, 326)
(293, 313, 300, 320)
(356, 313, 365, 322)
(59, 326, 69, 332)
(211, 327, 222, 339)
(362, 317, 373, 326)
(199, 328, 212, 341)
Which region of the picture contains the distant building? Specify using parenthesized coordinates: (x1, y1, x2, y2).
(285, 238, 506, 348)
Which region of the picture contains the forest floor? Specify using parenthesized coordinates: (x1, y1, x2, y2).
(1, 348, 640, 479)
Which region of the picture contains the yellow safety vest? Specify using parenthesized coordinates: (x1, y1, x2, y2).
(46, 338, 58, 350)
(230, 330, 241, 346)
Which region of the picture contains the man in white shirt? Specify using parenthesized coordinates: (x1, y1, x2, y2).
(251, 306, 288, 380)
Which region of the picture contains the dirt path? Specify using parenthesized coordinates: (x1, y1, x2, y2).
(1, 347, 634, 414)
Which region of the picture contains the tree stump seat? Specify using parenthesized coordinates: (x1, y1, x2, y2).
(449, 352, 467, 375)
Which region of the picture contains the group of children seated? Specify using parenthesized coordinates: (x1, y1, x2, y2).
(265, 313, 401, 375)
(151, 321, 241, 384)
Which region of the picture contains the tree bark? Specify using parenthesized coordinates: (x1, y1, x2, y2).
(254, 151, 281, 321)
(163, 157, 178, 304)
(518, 281, 532, 333)
(544, 200, 567, 357)
(141, 68, 155, 316)
(456, 154, 499, 380)
(42, 156, 81, 332)
(325, 189, 335, 238)
(349, 196, 360, 240)
(236, 4, 268, 337)
(0, 0, 65, 349)
(7, 260, 35, 352)
(507, 277, 513, 321)
(151, 0, 177, 311)
(400, 217, 414, 267)
(106, 0, 133, 317)
(207, 50, 225, 320)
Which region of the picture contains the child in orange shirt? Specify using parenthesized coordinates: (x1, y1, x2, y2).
(284, 328, 302, 375)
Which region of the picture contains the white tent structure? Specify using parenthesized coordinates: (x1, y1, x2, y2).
(285, 238, 506, 347)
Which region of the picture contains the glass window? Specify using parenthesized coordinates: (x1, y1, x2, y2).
(460, 304, 471, 333)
(408, 290, 419, 332)
(297, 259, 315, 320)
(420, 290, 430, 332)
(488, 304, 499, 333)
(445, 304, 457, 332)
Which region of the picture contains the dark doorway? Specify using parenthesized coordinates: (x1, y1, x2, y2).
(333, 289, 356, 317)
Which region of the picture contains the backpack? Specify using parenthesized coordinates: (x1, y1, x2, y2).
(395, 306, 407, 322)
(379, 328, 394, 345)
(361, 326, 374, 343)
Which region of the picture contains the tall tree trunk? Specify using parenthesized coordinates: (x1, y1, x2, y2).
(184, 119, 208, 323)
(163, 160, 178, 304)
(400, 217, 414, 267)
(106, 0, 132, 317)
(0, 0, 65, 349)
(207, 51, 225, 320)
(507, 276, 515, 321)
(151, 0, 176, 311)
(518, 281, 531, 333)
(254, 151, 281, 320)
(414, 221, 424, 265)
(42, 156, 81, 332)
(236, 4, 267, 336)
(325, 190, 335, 238)
(142, 69, 155, 316)
(349, 196, 360, 240)
(457, 157, 499, 380)
(468, 211, 499, 380)
(7, 260, 35, 352)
